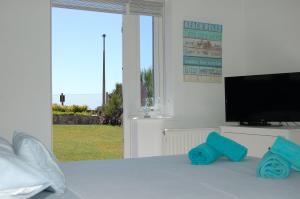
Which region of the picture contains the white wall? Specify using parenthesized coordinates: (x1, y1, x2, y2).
(0, 0, 52, 149)
(244, 0, 300, 75)
(164, 0, 246, 128)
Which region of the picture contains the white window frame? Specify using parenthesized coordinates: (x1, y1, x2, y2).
(152, 16, 164, 114)
(123, 14, 164, 118)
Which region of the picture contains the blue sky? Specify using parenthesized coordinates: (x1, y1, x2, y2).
(52, 8, 153, 98)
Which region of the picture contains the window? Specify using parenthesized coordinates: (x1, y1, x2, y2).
(140, 16, 154, 107)
(139, 16, 163, 112)
(122, 14, 164, 117)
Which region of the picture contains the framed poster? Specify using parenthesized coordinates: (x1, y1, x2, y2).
(183, 21, 222, 83)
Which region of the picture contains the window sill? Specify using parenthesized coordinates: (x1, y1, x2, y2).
(130, 115, 172, 120)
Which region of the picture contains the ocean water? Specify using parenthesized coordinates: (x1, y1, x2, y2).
(52, 94, 102, 110)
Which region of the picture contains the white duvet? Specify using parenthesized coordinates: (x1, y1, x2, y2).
(39, 155, 300, 199)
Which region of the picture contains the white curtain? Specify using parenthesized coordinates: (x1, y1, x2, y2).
(52, 0, 164, 16)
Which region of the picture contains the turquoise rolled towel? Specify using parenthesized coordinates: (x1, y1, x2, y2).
(271, 137, 300, 171)
(206, 132, 248, 162)
(188, 143, 221, 165)
(257, 151, 291, 179)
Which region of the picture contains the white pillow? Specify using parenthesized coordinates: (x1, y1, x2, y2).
(13, 132, 66, 194)
(0, 136, 14, 153)
(0, 146, 49, 199)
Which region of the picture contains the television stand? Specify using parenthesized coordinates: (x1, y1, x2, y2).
(220, 125, 300, 157)
(239, 121, 280, 127)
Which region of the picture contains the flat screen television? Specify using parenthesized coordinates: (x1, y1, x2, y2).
(225, 72, 300, 125)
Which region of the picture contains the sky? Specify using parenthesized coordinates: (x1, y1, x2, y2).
(52, 8, 153, 104)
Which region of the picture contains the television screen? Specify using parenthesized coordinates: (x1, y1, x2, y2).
(225, 72, 300, 123)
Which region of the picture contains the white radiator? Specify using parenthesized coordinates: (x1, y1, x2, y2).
(162, 128, 219, 155)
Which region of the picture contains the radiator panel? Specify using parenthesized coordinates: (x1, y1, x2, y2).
(162, 128, 218, 155)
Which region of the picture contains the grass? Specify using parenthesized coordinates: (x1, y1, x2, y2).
(53, 125, 123, 162)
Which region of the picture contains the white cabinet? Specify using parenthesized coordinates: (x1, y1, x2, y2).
(130, 118, 164, 158)
(220, 126, 300, 158)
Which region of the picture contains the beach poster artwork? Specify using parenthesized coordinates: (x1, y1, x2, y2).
(183, 21, 222, 83)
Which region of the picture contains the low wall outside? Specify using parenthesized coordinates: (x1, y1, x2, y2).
(53, 115, 101, 125)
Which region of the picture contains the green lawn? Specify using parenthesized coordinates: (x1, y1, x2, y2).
(53, 125, 123, 162)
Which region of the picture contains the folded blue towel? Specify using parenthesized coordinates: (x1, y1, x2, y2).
(206, 132, 248, 162)
(270, 137, 300, 171)
(188, 143, 221, 165)
(257, 151, 291, 179)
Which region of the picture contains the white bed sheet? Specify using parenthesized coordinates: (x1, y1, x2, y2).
(52, 155, 300, 199)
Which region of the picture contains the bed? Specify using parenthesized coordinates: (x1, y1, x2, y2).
(32, 155, 300, 199)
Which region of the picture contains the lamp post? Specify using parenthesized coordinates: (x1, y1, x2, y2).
(102, 34, 106, 107)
